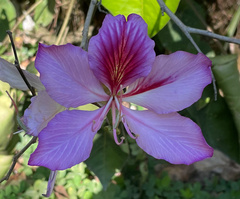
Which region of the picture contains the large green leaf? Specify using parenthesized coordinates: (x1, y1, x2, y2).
(85, 129, 128, 190)
(0, 82, 17, 178)
(181, 85, 240, 163)
(212, 55, 240, 154)
(0, 154, 13, 178)
(0, 0, 16, 41)
(101, 0, 180, 37)
(34, 0, 55, 27)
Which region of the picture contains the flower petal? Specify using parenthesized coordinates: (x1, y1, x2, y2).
(122, 106, 213, 165)
(0, 57, 44, 91)
(123, 52, 212, 114)
(35, 43, 108, 108)
(88, 14, 155, 93)
(23, 91, 65, 136)
(28, 108, 103, 170)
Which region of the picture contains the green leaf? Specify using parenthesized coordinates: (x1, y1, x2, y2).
(181, 85, 240, 163)
(101, 0, 180, 37)
(0, 154, 13, 179)
(0, 0, 16, 41)
(0, 91, 15, 153)
(85, 129, 128, 190)
(212, 55, 240, 152)
(34, 0, 55, 27)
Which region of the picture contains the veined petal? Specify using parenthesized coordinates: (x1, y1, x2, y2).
(35, 43, 108, 108)
(23, 91, 65, 136)
(28, 108, 104, 170)
(0, 57, 44, 91)
(122, 106, 213, 165)
(88, 14, 155, 94)
(123, 52, 212, 114)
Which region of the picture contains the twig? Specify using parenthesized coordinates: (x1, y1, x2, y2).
(157, 0, 240, 48)
(0, 137, 37, 183)
(0, 32, 37, 183)
(55, 0, 75, 45)
(6, 31, 36, 96)
(80, 0, 97, 51)
(1, 0, 43, 47)
(157, 0, 202, 53)
(187, 27, 240, 45)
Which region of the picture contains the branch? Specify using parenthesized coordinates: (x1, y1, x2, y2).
(80, 0, 98, 51)
(0, 136, 37, 183)
(187, 27, 240, 45)
(157, 0, 201, 53)
(157, 0, 240, 48)
(6, 31, 36, 96)
(0, 32, 37, 183)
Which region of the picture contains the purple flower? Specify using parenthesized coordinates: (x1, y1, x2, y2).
(28, 14, 213, 170)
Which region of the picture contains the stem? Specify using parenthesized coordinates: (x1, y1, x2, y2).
(0, 137, 37, 183)
(80, 0, 97, 51)
(55, 0, 75, 45)
(157, 0, 201, 53)
(6, 31, 36, 96)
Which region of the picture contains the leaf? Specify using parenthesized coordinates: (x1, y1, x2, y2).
(212, 55, 240, 148)
(0, 154, 13, 179)
(0, 90, 15, 153)
(34, 0, 55, 27)
(181, 85, 240, 163)
(85, 129, 128, 190)
(101, 0, 180, 38)
(0, 0, 16, 41)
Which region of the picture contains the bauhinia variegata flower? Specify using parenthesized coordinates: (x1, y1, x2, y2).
(0, 14, 213, 172)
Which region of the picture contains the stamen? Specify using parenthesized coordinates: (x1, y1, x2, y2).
(42, 170, 58, 197)
(122, 117, 137, 139)
(6, 91, 18, 114)
(92, 96, 113, 132)
(113, 128, 124, 145)
(112, 100, 124, 145)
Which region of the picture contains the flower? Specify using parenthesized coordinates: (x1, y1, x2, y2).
(27, 14, 213, 171)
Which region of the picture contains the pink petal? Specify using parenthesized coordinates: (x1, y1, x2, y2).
(88, 14, 155, 94)
(123, 52, 212, 114)
(35, 43, 108, 108)
(122, 106, 213, 165)
(28, 108, 103, 170)
(23, 91, 65, 136)
(0, 57, 44, 91)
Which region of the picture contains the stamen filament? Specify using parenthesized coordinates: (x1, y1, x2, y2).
(112, 100, 124, 145)
(122, 117, 137, 139)
(113, 128, 124, 145)
(92, 96, 113, 132)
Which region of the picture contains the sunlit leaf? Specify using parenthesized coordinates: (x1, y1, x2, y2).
(101, 0, 180, 37)
(0, 0, 16, 41)
(85, 129, 128, 190)
(0, 155, 13, 179)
